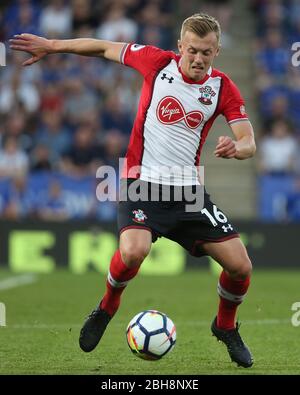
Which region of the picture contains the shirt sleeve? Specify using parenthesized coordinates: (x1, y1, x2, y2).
(220, 77, 249, 124)
(120, 43, 174, 77)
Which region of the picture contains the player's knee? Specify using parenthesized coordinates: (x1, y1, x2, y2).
(235, 257, 252, 280)
(120, 244, 150, 268)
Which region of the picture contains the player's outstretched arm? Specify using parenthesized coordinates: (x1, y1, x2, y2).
(214, 121, 256, 160)
(9, 33, 126, 66)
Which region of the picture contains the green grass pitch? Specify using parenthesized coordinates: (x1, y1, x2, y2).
(0, 269, 299, 375)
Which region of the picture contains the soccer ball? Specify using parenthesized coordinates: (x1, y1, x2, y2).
(126, 310, 176, 360)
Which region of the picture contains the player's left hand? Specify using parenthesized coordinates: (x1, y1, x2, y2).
(214, 136, 237, 159)
(9, 33, 52, 66)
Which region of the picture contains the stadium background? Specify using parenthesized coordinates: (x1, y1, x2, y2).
(0, 0, 299, 376)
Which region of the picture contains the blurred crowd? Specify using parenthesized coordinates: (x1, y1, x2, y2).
(0, 0, 176, 221)
(251, 0, 300, 221)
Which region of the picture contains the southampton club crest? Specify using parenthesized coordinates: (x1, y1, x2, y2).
(198, 86, 216, 105)
(132, 209, 148, 224)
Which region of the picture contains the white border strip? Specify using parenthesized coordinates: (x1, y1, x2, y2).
(228, 118, 249, 125)
(217, 282, 245, 303)
(120, 43, 130, 64)
(107, 271, 128, 288)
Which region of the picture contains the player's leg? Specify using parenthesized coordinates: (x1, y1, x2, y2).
(202, 237, 253, 367)
(169, 187, 253, 367)
(79, 229, 152, 352)
(100, 228, 152, 316)
(202, 237, 252, 329)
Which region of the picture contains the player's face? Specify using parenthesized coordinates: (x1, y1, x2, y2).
(178, 31, 220, 81)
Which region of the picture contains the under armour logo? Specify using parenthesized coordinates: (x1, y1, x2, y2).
(161, 73, 174, 83)
(222, 224, 233, 233)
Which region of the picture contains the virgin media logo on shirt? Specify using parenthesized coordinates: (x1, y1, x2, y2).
(156, 96, 203, 129)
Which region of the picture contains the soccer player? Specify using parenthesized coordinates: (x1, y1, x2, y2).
(10, 13, 256, 368)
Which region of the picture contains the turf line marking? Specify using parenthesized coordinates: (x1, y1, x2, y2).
(9, 318, 290, 329)
(0, 274, 37, 291)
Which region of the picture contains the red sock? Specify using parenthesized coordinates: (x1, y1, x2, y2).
(217, 270, 250, 330)
(100, 250, 140, 316)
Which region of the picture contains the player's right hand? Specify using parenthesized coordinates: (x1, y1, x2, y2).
(9, 33, 52, 66)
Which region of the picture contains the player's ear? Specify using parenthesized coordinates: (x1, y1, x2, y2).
(215, 45, 221, 57)
(178, 40, 183, 55)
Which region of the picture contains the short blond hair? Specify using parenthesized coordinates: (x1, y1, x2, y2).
(180, 13, 221, 43)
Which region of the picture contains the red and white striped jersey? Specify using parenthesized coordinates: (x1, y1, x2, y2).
(120, 43, 248, 185)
